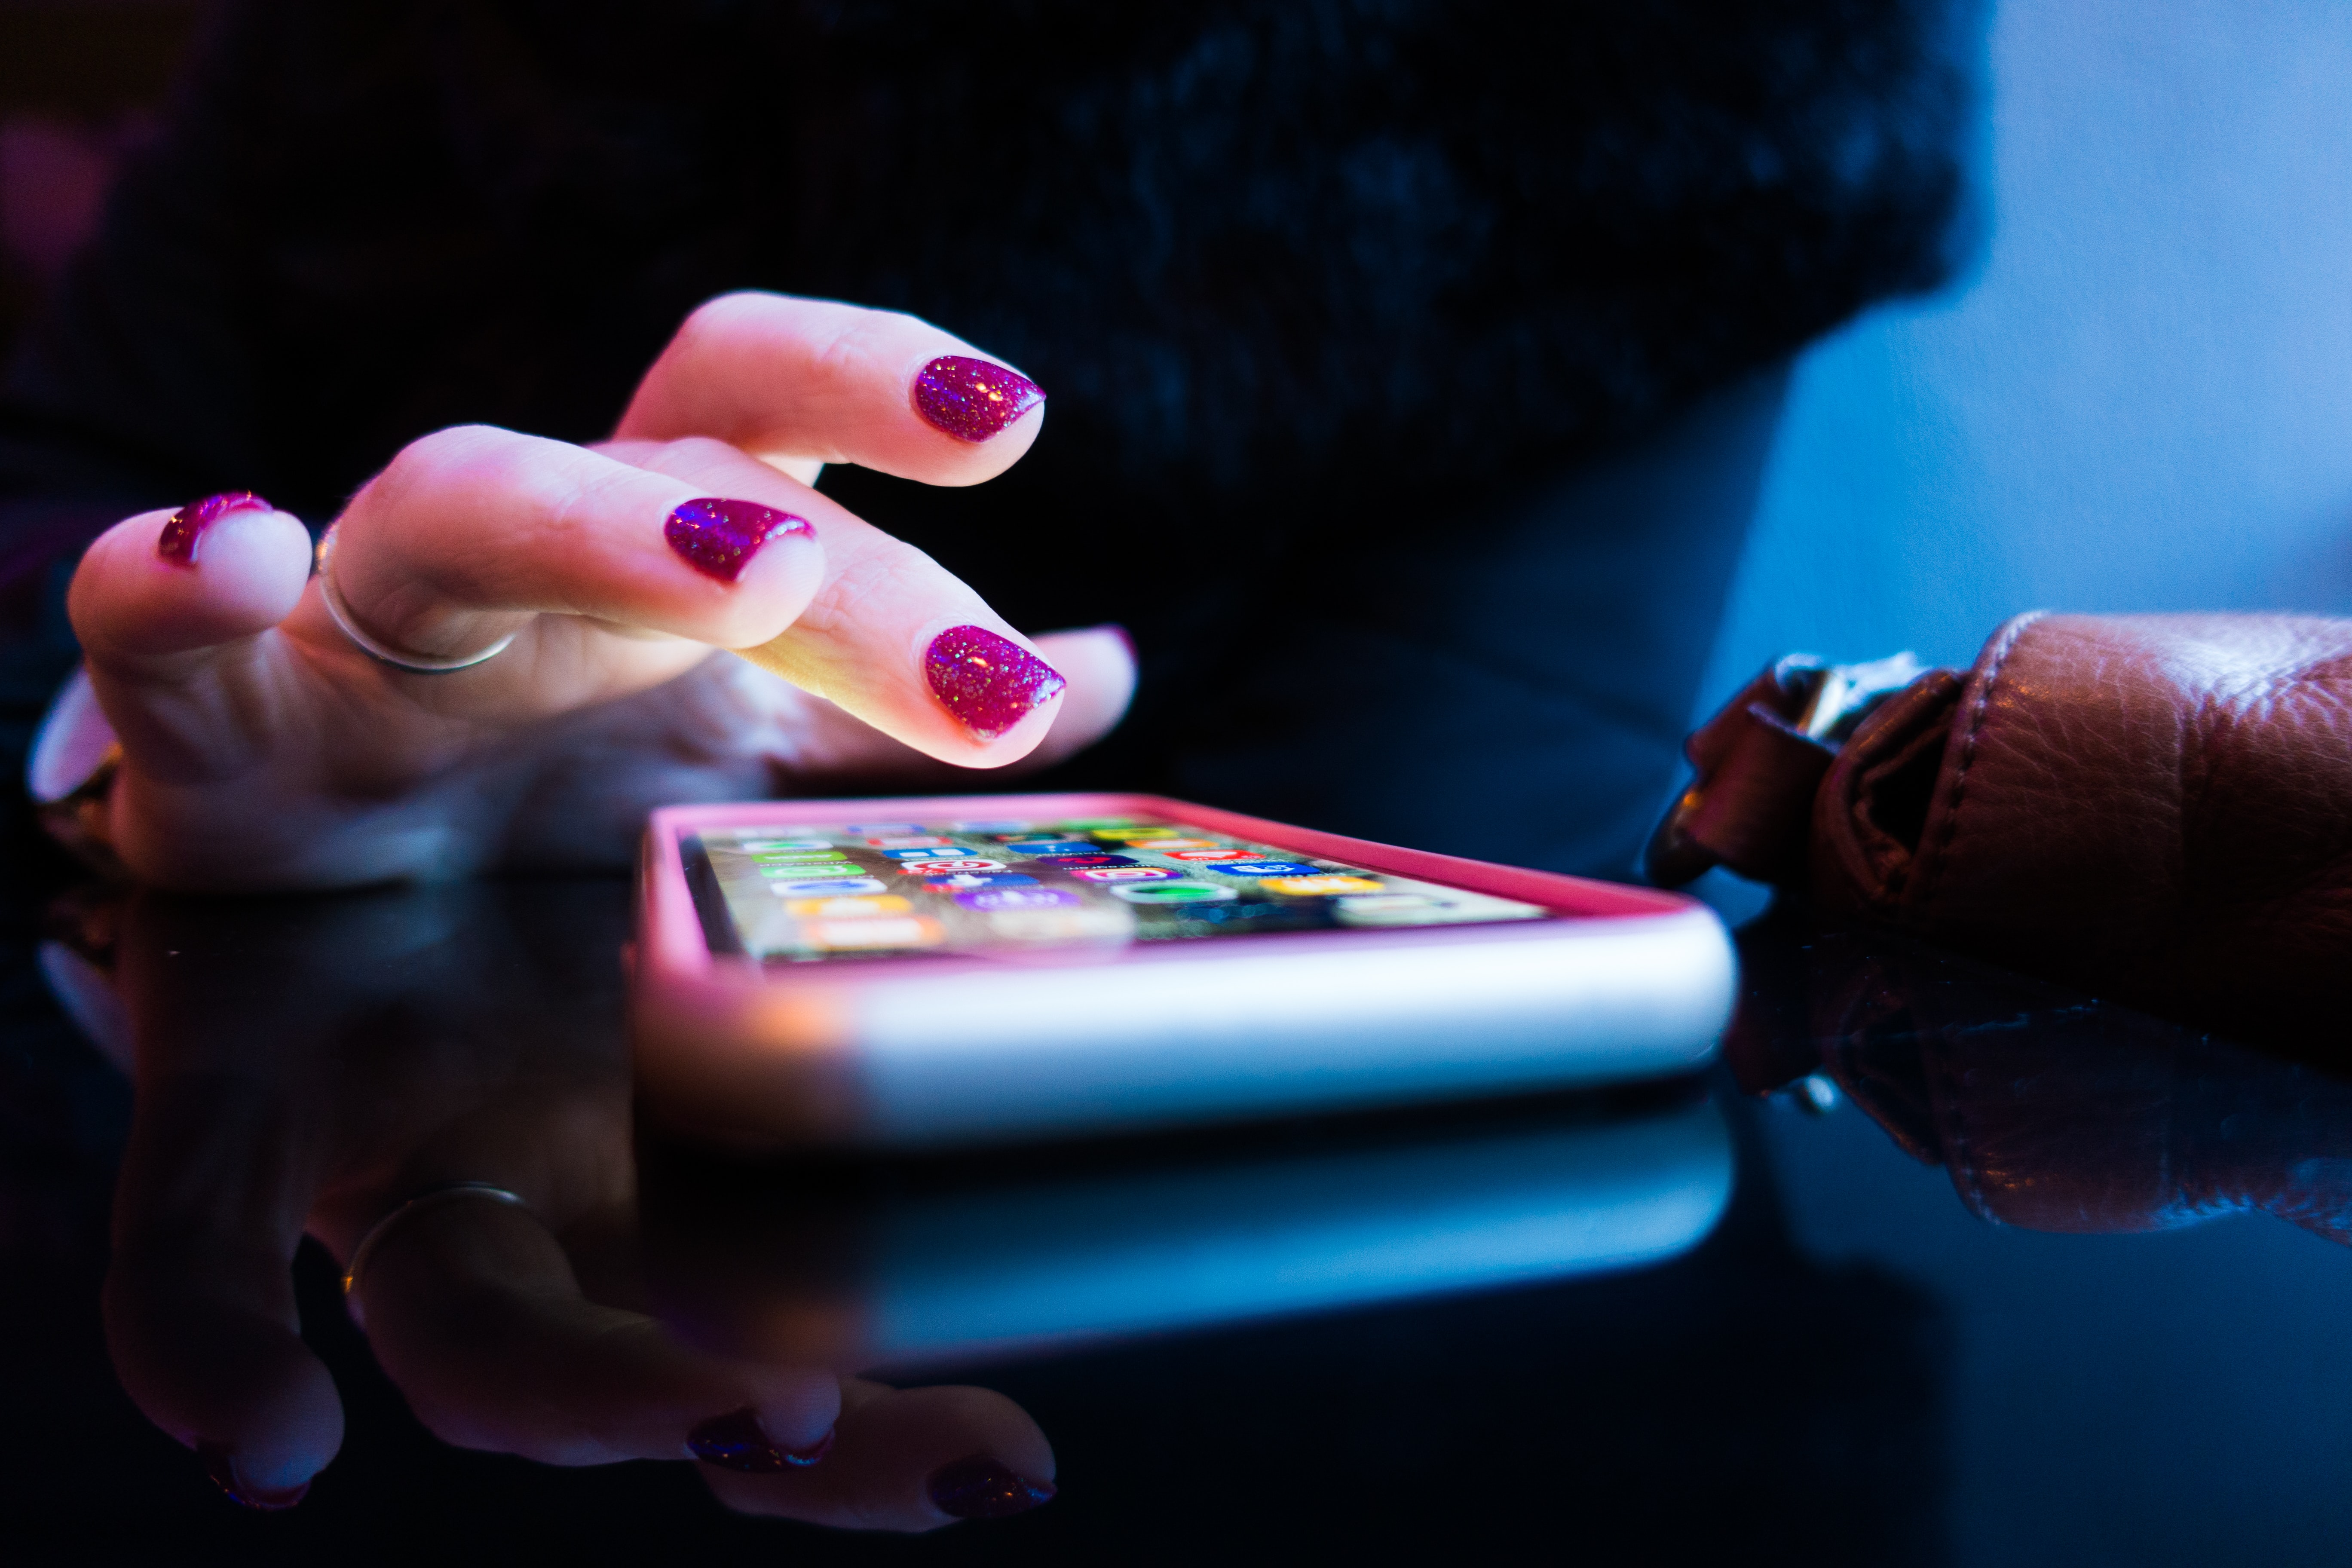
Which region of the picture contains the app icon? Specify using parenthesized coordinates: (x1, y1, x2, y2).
(1110, 882, 1237, 904)
(769, 876, 887, 896)
(1072, 865, 1184, 883)
(1121, 837, 1217, 851)
(1092, 826, 1179, 841)
(760, 861, 866, 880)
(866, 834, 955, 849)
(953, 886, 1081, 912)
(738, 838, 831, 851)
(804, 916, 943, 950)
(897, 858, 1004, 874)
(1162, 848, 1260, 862)
(753, 849, 856, 863)
(922, 872, 1040, 891)
(952, 820, 1033, 833)
(1057, 818, 1138, 830)
(878, 846, 966, 860)
(845, 822, 922, 835)
(1001, 839, 1097, 857)
(1034, 854, 1136, 868)
(784, 894, 913, 918)
(1208, 861, 1323, 878)
(1260, 875, 1386, 897)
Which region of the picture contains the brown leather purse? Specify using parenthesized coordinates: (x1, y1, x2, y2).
(1651, 612, 2352, 1041)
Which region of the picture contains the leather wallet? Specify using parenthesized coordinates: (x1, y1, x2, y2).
(1652, 612, 2352, 1040)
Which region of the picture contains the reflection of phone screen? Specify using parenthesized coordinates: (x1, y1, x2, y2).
(684, 813, 1553, 963)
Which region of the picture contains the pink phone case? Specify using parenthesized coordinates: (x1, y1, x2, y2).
(633, 792, 1734, 1149)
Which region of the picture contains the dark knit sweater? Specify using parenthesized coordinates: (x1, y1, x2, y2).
(0, 0, 1969, 874)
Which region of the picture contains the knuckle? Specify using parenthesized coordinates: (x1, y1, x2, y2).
(675, 290, 784, 356)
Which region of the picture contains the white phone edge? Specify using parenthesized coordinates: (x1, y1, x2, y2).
(635, 903, 1738, 1151)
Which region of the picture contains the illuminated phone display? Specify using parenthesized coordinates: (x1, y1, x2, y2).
(683, 815, 1552, 962)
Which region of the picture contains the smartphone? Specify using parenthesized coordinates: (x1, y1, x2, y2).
(631, 793, 1734, 1148)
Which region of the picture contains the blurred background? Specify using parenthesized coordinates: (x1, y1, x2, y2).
(0, 1, 193, 348)
(6, 0, 2349, 714)
(1703, 0, 2352, 695)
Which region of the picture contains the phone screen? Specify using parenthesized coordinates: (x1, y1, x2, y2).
(683, 814, 1554, 962)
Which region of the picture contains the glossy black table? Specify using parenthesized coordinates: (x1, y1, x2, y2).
(4, 870, 2350, 1565)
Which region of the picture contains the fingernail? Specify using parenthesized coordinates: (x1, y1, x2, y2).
(664, 497, 814, 583)
(195, 1440, 309, 1511)
(157, 491, 272, 565)
(925, 625, 1067, 741)
(928, 1454, 1057, 1520)
(913, 356, 1045, 442)
(687, 1407, 835, 1472)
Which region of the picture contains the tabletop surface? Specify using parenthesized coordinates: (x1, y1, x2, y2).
(3, 871, 2348, 1566)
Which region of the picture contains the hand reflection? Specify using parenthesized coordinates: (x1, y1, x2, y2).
(57, 880, 1052, 1525)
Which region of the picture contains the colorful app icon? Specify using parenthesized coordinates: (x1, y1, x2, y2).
(760, 861, 866, 880)
(1261, 875, 1386, 897)
(898, 858, 1004, 874)
(1057, 818, 1138, 830)
(1110, 882, 1237, 904)
(844, 822, 922, 835)
(866, 834, 954, 849)
(878, 845, 966, 860)
(951, 820, 1033, 833)
(1161, 848, 1260, 862)
(922, 872, 1040, 891)
(1207, 861, 1323, 878)
(738, 838, 831, 851)
(784, 894, 913, 918)
(769, 876, 887, 896)
(1001, 839, 1097, 856)
(1091, 826, 1179, 841)
(953, 886, 1081, 912)
(804, 916, 943, 950)
(754, 849, 856, 863)
(1122, 837, 1218, 851)
(1072, 865, 1184, 883)
(1034, 854, 1136, 868)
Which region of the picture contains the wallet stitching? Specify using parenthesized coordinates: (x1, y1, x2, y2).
(1910, 612, 2042, 925)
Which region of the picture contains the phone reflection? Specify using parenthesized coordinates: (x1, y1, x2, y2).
(1734, 922, 2352, 1244)
(42, 877, 1733, 1525)
(643, 1092, 1732, 1369)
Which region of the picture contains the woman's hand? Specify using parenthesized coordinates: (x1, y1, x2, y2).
(84, 880, 1055, 1526)
(64, 294, 1133, 889)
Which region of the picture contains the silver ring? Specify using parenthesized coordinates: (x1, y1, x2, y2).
(315, 525, 520, 674)
(341, 1182, 530, 1325)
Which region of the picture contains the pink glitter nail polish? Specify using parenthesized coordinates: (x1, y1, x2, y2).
(925, 625, 1066, 741)
(913, 357, 1045, 442)
(664, 497, 814, 582)
(157, 491, 272, 565)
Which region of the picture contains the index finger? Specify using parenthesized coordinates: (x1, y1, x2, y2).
(614, 293, 1046, 486)
(608, 438, 1080, 765)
